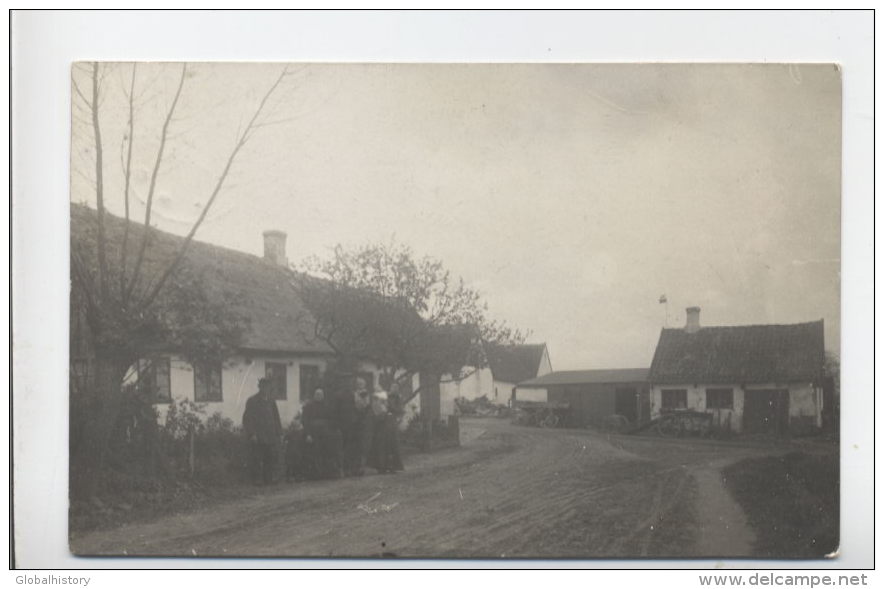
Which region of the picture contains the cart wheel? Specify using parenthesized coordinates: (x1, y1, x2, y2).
(656, 416, 678, 437)
(540, 414, 560, 428)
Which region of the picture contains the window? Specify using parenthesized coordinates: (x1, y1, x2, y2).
(265, 362, 288, 400)
(706, 388, 734, 410)
(299, 364, 321, 402)
(138, 357, 171, 403)
(194, 362, 223, 402)
(661, 388, 687, 410)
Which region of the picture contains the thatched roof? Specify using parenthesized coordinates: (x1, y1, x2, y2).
(648, 321, 825, 385)
(71, 204, 333, 355)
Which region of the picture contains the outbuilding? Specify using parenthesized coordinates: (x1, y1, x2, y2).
(517, 368, 650, 428)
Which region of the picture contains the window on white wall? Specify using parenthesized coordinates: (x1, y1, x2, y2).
(138, 357, 171, 403)
(194, 362, 223, 402)
(706, 388, 733, 410)
(661, 388, 687, 410)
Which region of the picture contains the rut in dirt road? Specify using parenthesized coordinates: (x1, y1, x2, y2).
(70, 419, 773, 559)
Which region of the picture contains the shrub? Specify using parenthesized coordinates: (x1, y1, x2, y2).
(193, 411, 247, 484)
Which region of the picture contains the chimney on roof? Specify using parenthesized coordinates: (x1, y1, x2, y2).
(263, 230, 288, 267)
(685, 306, 701, 334)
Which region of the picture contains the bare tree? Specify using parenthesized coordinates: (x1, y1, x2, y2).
(70, 62, 294, 496)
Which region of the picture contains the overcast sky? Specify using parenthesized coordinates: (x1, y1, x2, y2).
(71, 63, 841, 370)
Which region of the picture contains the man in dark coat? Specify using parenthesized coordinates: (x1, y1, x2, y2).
(243, 377, 283, 485)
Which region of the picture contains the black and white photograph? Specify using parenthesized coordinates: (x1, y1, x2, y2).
(64, 61, 842, 560)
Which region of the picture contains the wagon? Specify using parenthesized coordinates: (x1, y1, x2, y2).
(654, 409, 713, 437)
(512, 400, 571, 428)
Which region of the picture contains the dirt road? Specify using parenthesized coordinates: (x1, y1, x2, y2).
(70, 419, 777, 559)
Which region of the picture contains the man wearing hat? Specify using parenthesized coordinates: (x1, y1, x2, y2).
(243, 377, 283, 485)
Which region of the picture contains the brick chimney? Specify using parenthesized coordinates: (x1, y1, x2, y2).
(263, 230, 288, 267)
(685, 306, 701, 334)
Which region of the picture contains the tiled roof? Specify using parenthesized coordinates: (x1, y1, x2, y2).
(71, 204, 334, 354)
(487, 343, 548, 384)
(519, 368, 649, 388)
(648, 321, 825, 385)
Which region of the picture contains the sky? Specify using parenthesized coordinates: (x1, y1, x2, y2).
(71, 63, 841, 370)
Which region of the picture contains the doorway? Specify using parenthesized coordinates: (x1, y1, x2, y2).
(743, 389, 790, 435)
(614, 387, 639, 424)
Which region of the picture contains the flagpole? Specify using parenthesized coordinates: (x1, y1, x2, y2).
(659, 294, 669, 327)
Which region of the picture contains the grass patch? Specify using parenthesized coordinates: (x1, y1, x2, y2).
(723, 451, 838, 558)
(69, 470, 261, 536)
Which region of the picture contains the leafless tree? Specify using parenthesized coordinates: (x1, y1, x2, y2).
(70, 62, 294, 496)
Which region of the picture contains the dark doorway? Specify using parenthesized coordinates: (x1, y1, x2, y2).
(614, 387, 638, 424)
(638, 388, 651, 425)
(743, 389, 790, 435)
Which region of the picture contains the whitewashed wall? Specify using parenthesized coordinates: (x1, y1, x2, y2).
(132, 354, 417, 429)
(147, 354, 327, 427)
(439, 367, 495, 416)
(649, 382, 822, 433)
(537, 347, 553, 377)
(514, 387, 547, 403)
(512, 383, 547, 403)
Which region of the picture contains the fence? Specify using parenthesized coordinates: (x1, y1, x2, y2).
(402, 415, 460, 451)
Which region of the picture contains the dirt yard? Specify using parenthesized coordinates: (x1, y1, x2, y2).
(69, 419, 816, 559)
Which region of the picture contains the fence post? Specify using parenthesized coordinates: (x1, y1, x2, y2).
(449, 415, 460, 446)
(188, 426, 195, 478)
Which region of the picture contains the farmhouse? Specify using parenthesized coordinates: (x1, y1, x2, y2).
(70, 204, 419, 427)
(517, 368, 650, 428)
(438, 342, 552, 414)
(648, 307, 826, 435)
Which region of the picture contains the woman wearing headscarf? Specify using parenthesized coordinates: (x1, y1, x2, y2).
(385, 383, 405, 472)
(369, 385, 406, 474)
(302, 388, 343, 479)
(368, 387, 394, 473)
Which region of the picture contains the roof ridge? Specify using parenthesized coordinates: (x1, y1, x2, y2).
(71, 202, 282, 269)
(661, 319, 823, 331)
(548, 367, 649, 373)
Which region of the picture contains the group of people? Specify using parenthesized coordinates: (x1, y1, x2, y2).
(242, 376, 405, 485)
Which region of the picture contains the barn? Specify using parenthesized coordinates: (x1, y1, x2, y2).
(517, 368, 650, 428)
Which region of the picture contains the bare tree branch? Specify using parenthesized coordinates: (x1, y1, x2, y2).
(71, 76, 91, 108)
(90, 63, 109, 302)
(71, 165, 97, 189)
(125, 63, 187, 304)
(138, 65, 291, 310)
(251, 116, 301, 130)
(119, 63, 137, 298)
